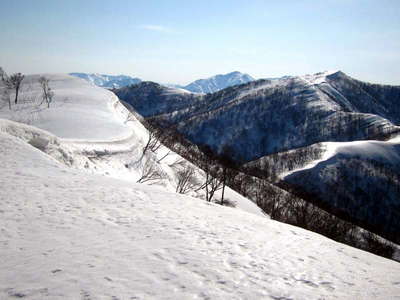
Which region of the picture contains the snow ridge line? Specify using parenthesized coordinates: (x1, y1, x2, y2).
(60, 95, 143, 155)
(282, 134, 400, 179)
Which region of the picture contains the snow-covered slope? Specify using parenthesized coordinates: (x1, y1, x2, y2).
(1, 128, 400, 299)
(0, 74, 262, 216)
(183, 71, 254, 93)
(0, 74, 132, 140)
(283, 135, 400, 243)
(69, 72, 141, 89)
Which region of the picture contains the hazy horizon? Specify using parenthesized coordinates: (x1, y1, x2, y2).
(1, 0, 399, 85)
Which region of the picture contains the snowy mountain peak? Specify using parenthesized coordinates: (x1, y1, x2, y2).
(299, 70, 341, 85)
(183, 71, 255, 93)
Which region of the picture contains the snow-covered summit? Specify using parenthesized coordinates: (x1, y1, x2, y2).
(300, 70, 341, 85)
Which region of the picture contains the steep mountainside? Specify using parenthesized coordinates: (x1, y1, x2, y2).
(115, 71, 400, 243)
(183, 71, 254, 93)
(116, 71, 400, 162)
(116, 81, 202, 116)
(282, 136, 400, 243)
(70, 72, 141, 89)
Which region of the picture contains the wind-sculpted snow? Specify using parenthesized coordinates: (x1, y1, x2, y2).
(1, 131, 400, 299)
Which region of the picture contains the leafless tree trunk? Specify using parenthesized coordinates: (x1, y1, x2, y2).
(142, 129, 164, 157)
(207, 175, 222, 203)
(38, 76, 54, 108)
(6, 73, 25, 104)
(0, 67, 5, 81)
(157, 151, 171, 163)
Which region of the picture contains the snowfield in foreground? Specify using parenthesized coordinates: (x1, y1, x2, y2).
(1, 128, 400, 299)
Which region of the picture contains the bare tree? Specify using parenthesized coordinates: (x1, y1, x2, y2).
(38, 76, 54, 108)
(175, 164, 197, 194)
(0, 67, 5, 81)
(207, 173, 222, 203)
(142, 128, 163, 156)
(6, 73, 25, 104)
(137, 159, 165, 184)
(216, 145, 239, 205)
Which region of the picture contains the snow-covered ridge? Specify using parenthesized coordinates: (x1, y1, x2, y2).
(0, 73, 263, 216)
(162, 86, 192, 95)
(283, 134, 400, 178)
(0, 74, 132, 141)
(70, 72, 141, 89)
(300, 70, 340, 85)
(1, 127, 400, 299)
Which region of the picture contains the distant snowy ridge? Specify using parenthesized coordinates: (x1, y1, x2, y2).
(70, 72, 141, 89)
(70, 71, 254, 93)
(183, 71, 255, 93)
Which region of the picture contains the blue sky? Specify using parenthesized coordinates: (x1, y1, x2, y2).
(0, 0, 399, 84)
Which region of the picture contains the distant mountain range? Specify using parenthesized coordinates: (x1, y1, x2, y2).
(70, 71, 255, 93)
(69, 73, 141, 89)
(115, 70, 400, 243)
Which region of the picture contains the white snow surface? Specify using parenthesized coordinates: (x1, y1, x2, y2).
(282, 134, 400, 178)
(0, 74, 132, 140)
(1, 129, 400, 299)
(162, 86, 192, 95)
(300, 70, 339, 85)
